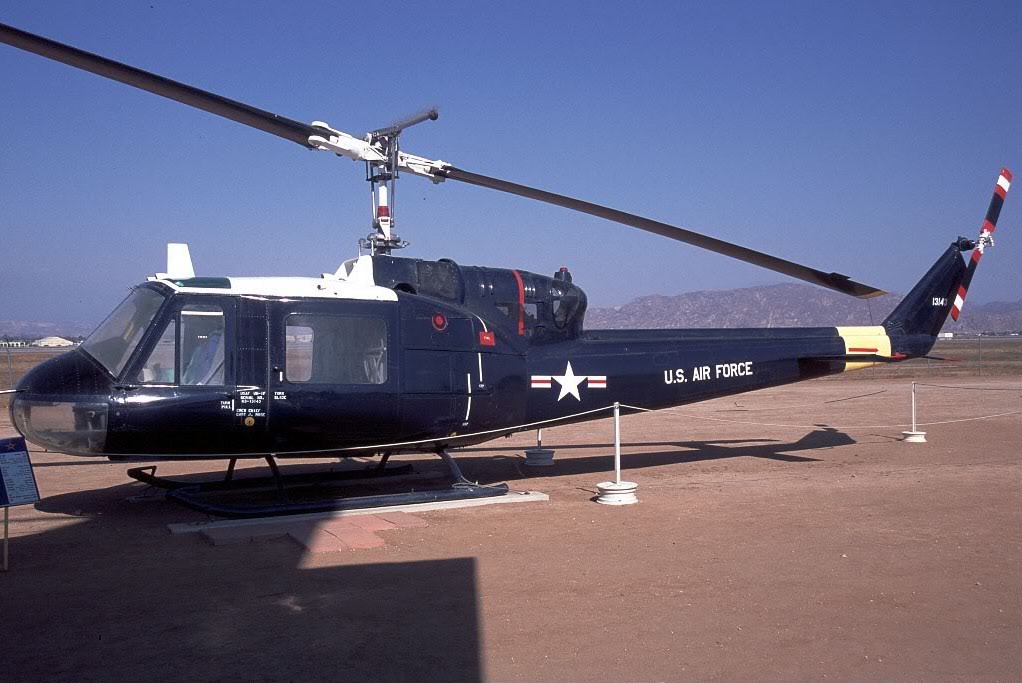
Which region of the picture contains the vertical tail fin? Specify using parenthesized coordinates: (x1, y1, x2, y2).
(884, 167, 1012, 339)
(951, 167, 1012, 320)
(882, 243, 967, 337)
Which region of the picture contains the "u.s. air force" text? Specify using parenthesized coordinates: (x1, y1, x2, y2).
(663, 362, 754, 384)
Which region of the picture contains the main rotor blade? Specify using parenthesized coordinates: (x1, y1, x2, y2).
(440, 166, 886, 299)
(0, 22, 319, 149)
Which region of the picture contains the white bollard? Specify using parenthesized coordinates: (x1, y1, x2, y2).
(902, 381, 927, 443)
(596, 402, 638, 504)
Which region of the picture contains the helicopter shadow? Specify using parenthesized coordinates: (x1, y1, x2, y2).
(455, 427, 853, 483)
(15, 483, 483, 682)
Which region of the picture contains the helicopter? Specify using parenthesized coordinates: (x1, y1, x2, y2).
(0, 22, 1012, 515)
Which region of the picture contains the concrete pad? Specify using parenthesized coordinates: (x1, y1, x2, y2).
(322, 522, 385, 550)
(345, 514, 398, 532)
(168, 490, 548, 535)
(287, 523, 350, 554)
(375, 511, 429, 528)
(200, 526, 287, 546)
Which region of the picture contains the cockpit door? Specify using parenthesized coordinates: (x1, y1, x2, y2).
(118, 296, 237, 455)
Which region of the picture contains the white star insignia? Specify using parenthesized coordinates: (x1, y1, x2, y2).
(552, 361, 586, 401)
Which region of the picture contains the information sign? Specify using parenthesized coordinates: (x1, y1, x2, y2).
(0, 437, 40, 507)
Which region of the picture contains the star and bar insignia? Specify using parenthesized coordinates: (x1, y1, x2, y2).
(530, 362, 606, 401)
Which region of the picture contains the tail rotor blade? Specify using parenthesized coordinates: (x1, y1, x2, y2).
(951, 167, 1013, 321)
(439, 166, 886, 299)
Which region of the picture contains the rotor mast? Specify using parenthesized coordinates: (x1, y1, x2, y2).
(310, 108, 443, 255)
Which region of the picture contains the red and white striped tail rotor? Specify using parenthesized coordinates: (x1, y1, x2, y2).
(950, 167, 1012, 321)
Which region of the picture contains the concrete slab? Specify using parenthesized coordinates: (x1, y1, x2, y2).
(168, 490, 548, 535)
(200, 526, 287, 546)
(287, 523, 350, 553)
(322, 522, 385, 550)
(375, 511, 429, 528)
(345, 515, 398, 532)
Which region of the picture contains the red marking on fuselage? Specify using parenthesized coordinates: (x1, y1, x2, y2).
(511, 269, 526, 336)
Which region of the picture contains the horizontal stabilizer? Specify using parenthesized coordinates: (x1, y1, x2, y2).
(801, 353, 903, 364)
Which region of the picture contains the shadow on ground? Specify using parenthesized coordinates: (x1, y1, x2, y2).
(456, 427, 853, 482)
(8, 487, 482, 682)
(34, 427, 852, 515)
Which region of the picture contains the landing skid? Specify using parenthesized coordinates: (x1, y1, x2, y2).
(127, 451, 509, 519)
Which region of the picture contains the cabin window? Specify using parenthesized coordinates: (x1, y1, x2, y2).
(285, 315, 388, 385)
(137, 304, 225, 385)
(285, 325, 314, 382)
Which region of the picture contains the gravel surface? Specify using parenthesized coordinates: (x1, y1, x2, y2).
(1, 376, 1020, 681)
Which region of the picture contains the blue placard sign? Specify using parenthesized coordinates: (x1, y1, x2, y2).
(0, 437, 40, 507)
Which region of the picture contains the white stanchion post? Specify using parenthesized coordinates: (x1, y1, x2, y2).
(613, 402, 622, 484)
(596, 402, 638, 505)
(902, 381, 927, 443)
(912, 382, 917, 431)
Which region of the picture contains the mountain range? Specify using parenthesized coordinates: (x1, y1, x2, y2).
(3, 284, 1021, 339)
(585, 283, 1022, 334)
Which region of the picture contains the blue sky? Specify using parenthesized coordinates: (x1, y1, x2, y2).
(1, 1, 1019, 324)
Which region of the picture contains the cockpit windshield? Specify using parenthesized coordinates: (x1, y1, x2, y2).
(81, 288, 166, 377)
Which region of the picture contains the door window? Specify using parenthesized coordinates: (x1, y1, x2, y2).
(285, 315, 387, 385)
(138, 304, 226, 385)
(180, 305, 226, 385)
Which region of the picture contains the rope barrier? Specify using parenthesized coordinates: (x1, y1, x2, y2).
(914, 382, 1021, 392)
(618, 403, 1021, 431)
(724, 389, 889, 412)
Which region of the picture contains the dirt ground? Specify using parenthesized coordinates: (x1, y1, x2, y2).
(1, 374, 1020, 682)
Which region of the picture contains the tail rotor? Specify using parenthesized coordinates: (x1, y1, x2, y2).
(951, 167, 1013, 321)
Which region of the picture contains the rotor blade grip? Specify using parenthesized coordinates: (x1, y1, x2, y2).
(0, 22, 319, 148)
(441, 166, 885, 299)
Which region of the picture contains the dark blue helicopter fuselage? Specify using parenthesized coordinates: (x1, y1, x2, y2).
(10, 244, 964, 460)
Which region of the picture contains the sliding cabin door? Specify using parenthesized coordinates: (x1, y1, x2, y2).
(267, 300, 401, 454)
